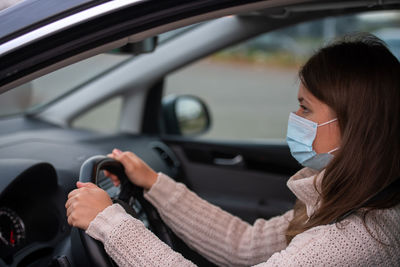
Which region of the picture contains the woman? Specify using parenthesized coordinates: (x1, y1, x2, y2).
(66, 33, 400, 266)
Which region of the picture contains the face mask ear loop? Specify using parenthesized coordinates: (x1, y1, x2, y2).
(319, 118, 339, 155)
(318, 118, 338, 127)
(327, 147, 339, 154)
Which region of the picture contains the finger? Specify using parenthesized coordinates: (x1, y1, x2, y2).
(66, 204, 74, 217)
(109, 173, 119, 181)
(112, 148, 122, 156)
(114, 154, 134, 173)
(103, 171, 118, 180)
(65, 198, 71, 209)
(102, 170, 120, 186)
(112, 179, 120, 186)
(77, 182, 98, 189)
(67, 188, 81, 199)
(110, 175, 120, 186)
(107, 153, 115, 159)
(67, 214, 73, 226)
(65, 199, 76, 215)
(67, 213, 77, 227)
(65, 192, 79, 208)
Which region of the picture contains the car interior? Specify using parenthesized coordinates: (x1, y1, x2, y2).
(0, 0, 399, 266)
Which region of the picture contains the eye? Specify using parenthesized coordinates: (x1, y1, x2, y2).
(300, 104, 310, 113)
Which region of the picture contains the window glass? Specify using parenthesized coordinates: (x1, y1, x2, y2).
(0, 25, 201, 124)
(71, 97, 123, 133)
(0, 53, 130, 117)
(164, 10, 400, 141)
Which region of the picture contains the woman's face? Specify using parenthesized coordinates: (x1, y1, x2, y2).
(295, 83, 341, 154)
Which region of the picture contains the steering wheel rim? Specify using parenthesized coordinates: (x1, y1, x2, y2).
(72, 155, 175, 267)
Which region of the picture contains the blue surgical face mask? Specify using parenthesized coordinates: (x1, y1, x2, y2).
(286, 112, 338, 171)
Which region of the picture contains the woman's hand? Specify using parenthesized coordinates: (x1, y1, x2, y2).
(66, 182, 112, 230)
(104, 149, 158, 190)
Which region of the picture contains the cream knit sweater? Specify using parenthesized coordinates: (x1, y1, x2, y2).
(86, 168, 400, 266)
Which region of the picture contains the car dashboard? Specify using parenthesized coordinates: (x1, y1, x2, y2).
(0, 160, 66, 266)
(0, 117, 179, 266)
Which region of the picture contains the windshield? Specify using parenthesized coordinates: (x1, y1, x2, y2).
(0, 23, 201, 118)
(0, 53, 131, 117)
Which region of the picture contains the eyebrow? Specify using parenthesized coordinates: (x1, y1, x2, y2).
(298, 97, 313, 107)
(298, 97, 307, 103)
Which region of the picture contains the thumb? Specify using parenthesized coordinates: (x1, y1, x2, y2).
(76, 181, 98, 189)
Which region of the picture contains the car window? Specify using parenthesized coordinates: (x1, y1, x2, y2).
(164, 10, 400, 141)
(0, 25, 202, 134)
(0, 53, 131, 117)
(71, 96, 123, 133)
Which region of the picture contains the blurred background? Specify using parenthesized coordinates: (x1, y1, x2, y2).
(165, 11, 400, 140)
(1, 9, 400, 141)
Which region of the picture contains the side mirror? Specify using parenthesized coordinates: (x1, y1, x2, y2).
(161, 95, 211, 136)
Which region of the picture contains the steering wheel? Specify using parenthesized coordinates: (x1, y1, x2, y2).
(71, 155, 175, 267)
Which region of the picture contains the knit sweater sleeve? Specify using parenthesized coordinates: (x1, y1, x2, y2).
(86, 203, 196, 267)
(144, 173, 294, 267)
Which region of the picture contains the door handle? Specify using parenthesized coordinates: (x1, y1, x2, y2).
(214, 155, 244, 166)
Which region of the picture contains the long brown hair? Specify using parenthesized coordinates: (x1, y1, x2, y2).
(286, 33, 400, 243)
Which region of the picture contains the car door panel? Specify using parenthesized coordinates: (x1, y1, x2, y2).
(163, 138, 301, 223)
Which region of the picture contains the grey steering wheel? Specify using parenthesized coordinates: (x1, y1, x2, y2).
(71, 155, 174, 267)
